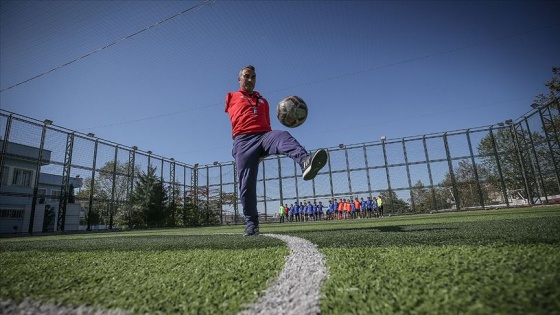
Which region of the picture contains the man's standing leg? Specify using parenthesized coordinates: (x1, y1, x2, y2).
(233, 134, 262, 236)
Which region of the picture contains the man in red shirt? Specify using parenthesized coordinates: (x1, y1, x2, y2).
(225, 65, 328, 236)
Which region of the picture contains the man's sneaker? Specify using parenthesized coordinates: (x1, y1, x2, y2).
(243, 225, 260, 236)
(302, 149, 328, 181)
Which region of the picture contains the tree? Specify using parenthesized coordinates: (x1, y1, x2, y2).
(441, 160, 491, 209)
(181, 186, 225, 226)
(97, 161, 136, 228)
(533, 67, 560, 197)
(75, 173, 104, 228)
(533, 67, 559, 107)
(478, 127, 528, 201)
(477, 67, 559, 203)
(379, 189, 409, 214)
(83, 205, 101, 227)
(131, 165, 169, 228)
(180, 199, 199, 227)
(77, 161, 140, 229)
(411, 180, 433, 213)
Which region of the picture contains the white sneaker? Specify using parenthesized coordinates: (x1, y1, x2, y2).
(302, 149, 328, 181)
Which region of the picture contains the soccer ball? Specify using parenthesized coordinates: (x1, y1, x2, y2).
(276, 96, 308, 128)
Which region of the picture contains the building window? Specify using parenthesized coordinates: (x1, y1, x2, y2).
(1, 166, 8, 185)
(51, 190, 61, 201)
(38, 188, 47, 204)
(0, 208, 25, 219)
(12, 168, 33, 187)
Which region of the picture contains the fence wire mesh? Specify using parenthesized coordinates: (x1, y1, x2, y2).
(1, 99, 559, 233)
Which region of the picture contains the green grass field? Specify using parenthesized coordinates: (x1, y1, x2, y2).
(1, 206, 559, 314)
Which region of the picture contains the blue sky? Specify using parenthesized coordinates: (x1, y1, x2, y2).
(1, 1, 559, 167)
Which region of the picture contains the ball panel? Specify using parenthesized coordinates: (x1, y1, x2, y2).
(276, 95, 308, 128)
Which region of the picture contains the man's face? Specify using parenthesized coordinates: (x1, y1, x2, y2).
(239, 68, 256, 93)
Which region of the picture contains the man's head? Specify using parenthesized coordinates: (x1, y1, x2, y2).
(238, 65, 256, 93)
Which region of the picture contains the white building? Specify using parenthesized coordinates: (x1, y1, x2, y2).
(0, 140, 83, 234)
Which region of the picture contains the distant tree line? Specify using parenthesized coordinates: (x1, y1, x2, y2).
(76, 162, 233, 230)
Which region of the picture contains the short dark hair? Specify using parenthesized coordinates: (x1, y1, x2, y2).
(238, 65, 255, 78)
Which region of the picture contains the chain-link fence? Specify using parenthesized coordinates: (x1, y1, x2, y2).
(1, 99, 559, 234)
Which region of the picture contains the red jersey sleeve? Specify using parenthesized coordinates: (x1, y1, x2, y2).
(225, 92, 233, 112)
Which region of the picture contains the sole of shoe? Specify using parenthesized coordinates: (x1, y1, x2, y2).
(303, 149, 328, 181)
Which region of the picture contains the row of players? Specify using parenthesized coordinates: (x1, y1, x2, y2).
(278, 196, 385, 222)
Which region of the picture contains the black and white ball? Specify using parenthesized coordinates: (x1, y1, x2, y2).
(276, 96, 308, 128)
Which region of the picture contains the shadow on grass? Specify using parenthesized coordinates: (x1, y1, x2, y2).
(373, 225, 454, 233)
(269, 223, 454, 234)
(280, 216, 560, 248)
(3, 212, 559, 252)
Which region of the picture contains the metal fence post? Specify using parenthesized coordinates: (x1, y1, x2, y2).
(110, 145, 118, 230)
(489, 127, 509, 207)
(218, 162, 223, 224)
(326, 148, 334, 199)
(523, 118, 547, 203)
(402, 139, 415, 212)
(443, 133, 460, 210)
(206, 165, 210, 225)
(381, 138, 393, 214)
(278, 156, 284, 208)
(342, 145, 352, 195)
(232, 161, 238, 224)
(507, 121, 533, 204)
(422, 136, 437, 211)
(57, 132, 74, 231)
(29, 119, 52, 234)
(261, 159, 267, 222)
(466, 129, 485, 209)
(127, 147, 137, 228)
(170, 158, 176, 224)
(293, 159, 300, 202)
(538, 105, 560, 193)
(0, 114, 13, 190)
(87, 139, 99, 231)
(362, 144, 372, 199)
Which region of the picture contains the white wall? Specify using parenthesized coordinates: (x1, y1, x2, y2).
(20, 203, 83, 233)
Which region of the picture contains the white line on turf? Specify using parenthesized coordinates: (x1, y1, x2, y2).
(1, 233, 327, 315)
(238, 233, 328, 315)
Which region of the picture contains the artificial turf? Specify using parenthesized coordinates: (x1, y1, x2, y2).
(0, 234, 288, 314)
(1, 206, 559, 314)
(288, 208, 560, 314)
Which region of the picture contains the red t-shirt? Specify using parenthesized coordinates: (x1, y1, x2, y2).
(225, 89, 271, 138)
(354, 200, 361, 210)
